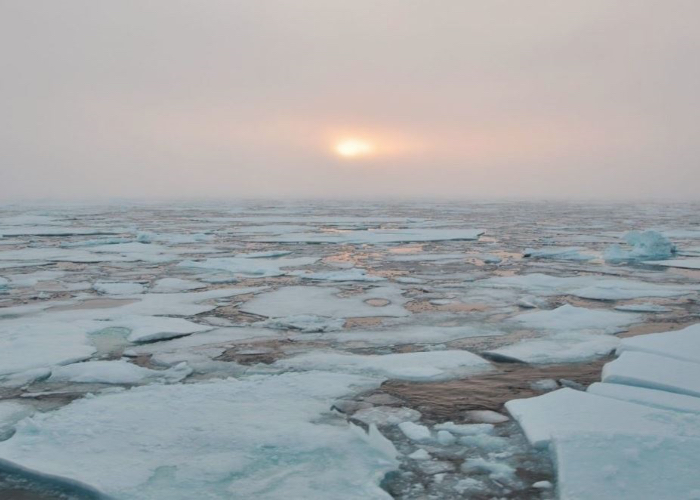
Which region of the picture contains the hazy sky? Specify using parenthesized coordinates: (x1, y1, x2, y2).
(1, 1, 699, 201)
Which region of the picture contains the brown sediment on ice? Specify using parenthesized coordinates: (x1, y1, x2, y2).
(216, 339, 330, 365)
(405, 299, 489, 314)
(619, 319, 698, 338)
(364, 298, 390, 307)
(48, 298, 138, 311)
(343, 316, 385, 329)
(379, 358, 610, 421)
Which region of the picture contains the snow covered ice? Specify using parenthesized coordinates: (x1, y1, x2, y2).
(1, 202, 700, 499)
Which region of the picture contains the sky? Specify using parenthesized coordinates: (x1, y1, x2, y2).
(1, 1, 699, 201)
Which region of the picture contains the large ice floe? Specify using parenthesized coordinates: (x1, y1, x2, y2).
(0, 372, 397, 499)
(482, 305, 639, 364)
(506, 322, 700, 498)
(476, 272, 696, 300)
(0, 289, 261, 376)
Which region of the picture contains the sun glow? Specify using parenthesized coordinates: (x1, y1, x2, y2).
(334, 138, 375, 158)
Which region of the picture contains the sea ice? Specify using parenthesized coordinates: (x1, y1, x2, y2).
(49, 360, 192, 384)
(0, 289, 260, 376)
(317, 325, 504, 347)
(602, 351, 700, 398)
(0, 372, 397, 500)
(0, 321, 96, 377)
(178, 256, 318, 277)
(614, 303, 672, 313)
(253, 228, 484, 244)
(509, 304, 639, 333)
(292, 268, 386, 282)
(276, 350, 493, 381)
(461, 458, 516, 483)
(114, 316, 212, 343)
(484, 332, 619, 364)
(436, 430, 456, 445)
(256, 314, 344, 333)
(352, 407, 422, 426)
(505, 388, 700, 448)
(604, 230, 676, 261)
(241, 286, 409, 319)
(464, 410, 509, 424)
(398, 422, 432, 442)
(94, 282, 145, 295)
(150, 278, 207, 293)
(477, 273, 695, 300)
(523, 247, 595, 261)
(433, 422, 494, 436)
(553, 433, 700, 500)
(587, 382, 700, 415)
(0, 401, 34, 439)
(647, 258, 700, 270)
(408, 449, 431, 460)
(616, 323, 700, 364)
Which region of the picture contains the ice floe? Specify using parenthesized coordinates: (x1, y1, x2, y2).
(0, 372, 397, 499)
(242, 286, 409, 319)
(478, 273, 695, 300)
(317, 324, 504, 347)
(292, 268, 386, 282)
(505, 388, 700, 449)
(49, 360, 192, 384)
(587, 382, 700, 415)
(0, 289, 261, 376)
(398, 422, 432, 442)
(614, 303, 672, 313)
(256, 314, 344, 333)
(484, 332, 620, 364)
(0, 401, 34, 439)
(647, 258, 700, 269)
(150, 278, 207, 293)
(602, 351, 700, 398)
(509, 304, 639, 333)
(352, 406, 422, 426)
(178, 256, 318, 277)
(617, 323, 700, 364)
(554, 433, 700, 500)
(275, 350, 492, 381)
(94, 282, 145, 295)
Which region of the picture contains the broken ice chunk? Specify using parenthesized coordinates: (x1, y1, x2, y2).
(399, 422, 432, 442)
(605, 230, 676, 262)
(352, 406, 422, 426)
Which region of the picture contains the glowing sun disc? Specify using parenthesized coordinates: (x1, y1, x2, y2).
(335, 139, 374, 158)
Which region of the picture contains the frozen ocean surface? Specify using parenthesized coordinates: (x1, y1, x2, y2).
(0, 201, 699, 499)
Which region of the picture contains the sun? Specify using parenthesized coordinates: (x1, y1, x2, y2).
(334, 138, 375, 158)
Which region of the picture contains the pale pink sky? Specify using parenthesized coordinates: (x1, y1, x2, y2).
(1, 1, 699, 201)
